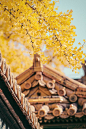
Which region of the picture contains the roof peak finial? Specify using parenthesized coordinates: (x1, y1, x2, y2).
(33, 53, 43, 72)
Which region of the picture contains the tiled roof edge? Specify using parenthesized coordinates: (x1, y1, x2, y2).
(0, 51, 42, 129)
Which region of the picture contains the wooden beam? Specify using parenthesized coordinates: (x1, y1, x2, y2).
(16, 66, 34, 85)
(28, 96, 69, 104)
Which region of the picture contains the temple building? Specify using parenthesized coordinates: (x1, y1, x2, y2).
(0, 52, 86, 129)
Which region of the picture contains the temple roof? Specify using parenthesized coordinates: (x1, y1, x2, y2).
(1, 52, 86, 129)
(15, 54, 86, 128)
(0, 51, 42, 129)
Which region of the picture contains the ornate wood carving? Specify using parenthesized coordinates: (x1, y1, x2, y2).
(35, 72, 43, 80)
(67, 104, 77, 116)
(38, 105, 49, 117)
(69, 94, 77, 102)
(47, 80, 55, 89)
(33, 53, 43, 72)
(58, 87, 66, 96)
(21, 81, 31, 92)
(53, 105, 63, 116)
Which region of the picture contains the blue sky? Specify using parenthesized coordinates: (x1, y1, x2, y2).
(55, 0, 86, 79)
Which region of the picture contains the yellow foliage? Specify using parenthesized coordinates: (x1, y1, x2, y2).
(0, 0, 86, 74)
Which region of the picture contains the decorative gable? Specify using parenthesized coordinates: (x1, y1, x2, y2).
(16, 54, 86, 125)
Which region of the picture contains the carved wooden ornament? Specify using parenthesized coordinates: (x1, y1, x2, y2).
(53, 105, 63, 116)
(38, 105, 49, 117)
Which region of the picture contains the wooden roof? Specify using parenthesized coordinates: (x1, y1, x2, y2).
(16, 54, 86, 128)
(0, 51, 42, 129)
(1, 51, 86, 129)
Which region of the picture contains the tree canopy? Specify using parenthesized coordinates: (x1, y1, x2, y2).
(0, 0, 86, 75)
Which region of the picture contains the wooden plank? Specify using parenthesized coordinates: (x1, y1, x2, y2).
(76, 91, 86, 98)
(28, 87, 38, 97)
(28, 96, 69, 104)
(55, 83, 63, 91)
(21, 80, 31, 92)
(43, 75, 51, 83)
(66, 88, 74, 97)
(31, 80, 39, 88)
(16, 66, 34, 85)
(23, 90, 30, 96)
(43, 65, 86, 91)
(43, 66, 64, 83)
(77, 86, 86, 92)
(31, 89, 47, 97)
(39, 86, 51, 96)
(64, 79, 78, 90)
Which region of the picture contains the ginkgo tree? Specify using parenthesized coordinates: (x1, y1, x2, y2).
(0, 0, 86, 75)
